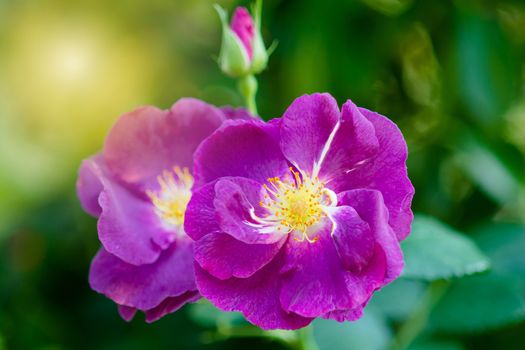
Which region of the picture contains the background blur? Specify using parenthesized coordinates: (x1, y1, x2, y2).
(1, 0, 524, 349)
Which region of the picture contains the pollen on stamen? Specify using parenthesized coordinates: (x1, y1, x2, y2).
(256, 167, 334, 243)
(146, 166, 194, 228)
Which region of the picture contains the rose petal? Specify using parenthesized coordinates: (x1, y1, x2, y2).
(193, 119, 288, 187)
(104, 99, 225, 193)
(319, 100, 379, 181)
(322, 306, 364, 322)
(338, 189, 404, 282)
(220, 106, 254, 120)
(145, 291, 201, 323)
(214, 177, 285, 244)
(280, 93, 340, 175)
(97, 173, 174, 265)
(195, 252, 313, 330)
(184, 180, 221, 242)
(89, 239, 197, 310)
(117, 291, 200, 323)
(77, 155, 106, 217)
(194, 232, 284, 280)
(118, 305, 137, 321)
(279, 225, 380, 318)
(185, 177, 286, 245)
(329, 205, 375, 273)
(330, 109, 414, 240)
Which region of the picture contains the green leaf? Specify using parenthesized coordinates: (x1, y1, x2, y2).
(402, 215, 490, 281)
(369, 279, 426, 321)
(453, 131, 522, 206)
(455, 12, 519, 127)
(475, 224, 525, 280)
(429, 223, 525, 332)
(429, 273, 525, 332)
(312, 310, 391, 350)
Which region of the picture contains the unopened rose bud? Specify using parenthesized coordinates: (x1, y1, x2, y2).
(247, 0, 269, 74)
(215, 0, 269, 78)
(215, 4, 251, 77)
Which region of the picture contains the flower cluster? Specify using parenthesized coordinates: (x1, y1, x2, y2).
(76, 3, 413, 331)
(77, 93, 413, 328)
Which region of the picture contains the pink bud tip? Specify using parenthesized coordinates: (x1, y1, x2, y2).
(231, 7, 254, 59)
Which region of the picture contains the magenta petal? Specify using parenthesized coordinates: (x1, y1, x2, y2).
(319, 100, 379, 181)
(89, 239, 197, 311)
(77, 155, 106, 217)
(279, 227, 374, 318)
(280, 93, 340, 174)
(194, 232, 284, 280)
(97, 173, 173, 265)
(322, 307, 364, 322)
(231, 7, 254, 59)
(214, 177, 285, 244)
(184, 181, 221, 242)
(104, 99, 225, 193)
(185, 177, 285, 245)
(338, 189, 404, 283)
(195, 253, 313, 330)
(220, 106, 254, 120)
(322, 291, 373, 322)
(330, 206, 375, 273)
(193, 119, 289, 187)
(117, 291, 200, 323)
(118, 305, 137, 321)
(145, 291, 201, 323)
(331, 108, 414, 240)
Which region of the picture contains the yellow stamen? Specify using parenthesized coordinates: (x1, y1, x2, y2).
(146, 166, 193, 227)
(257, 167, 334, 243)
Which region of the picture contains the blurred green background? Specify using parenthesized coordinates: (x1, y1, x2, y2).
(1, 0, 524, 349)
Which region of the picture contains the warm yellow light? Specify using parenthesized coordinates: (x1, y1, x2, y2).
(0, 8, 162, 216)
(50, 39, 94, 84)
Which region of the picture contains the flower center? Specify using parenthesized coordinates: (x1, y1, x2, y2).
(258, 167, 336, 243)
(146, 166, 193, 228)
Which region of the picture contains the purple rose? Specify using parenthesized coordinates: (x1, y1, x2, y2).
(77, 98, 250, 322)
(185, 93, 414, 330)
